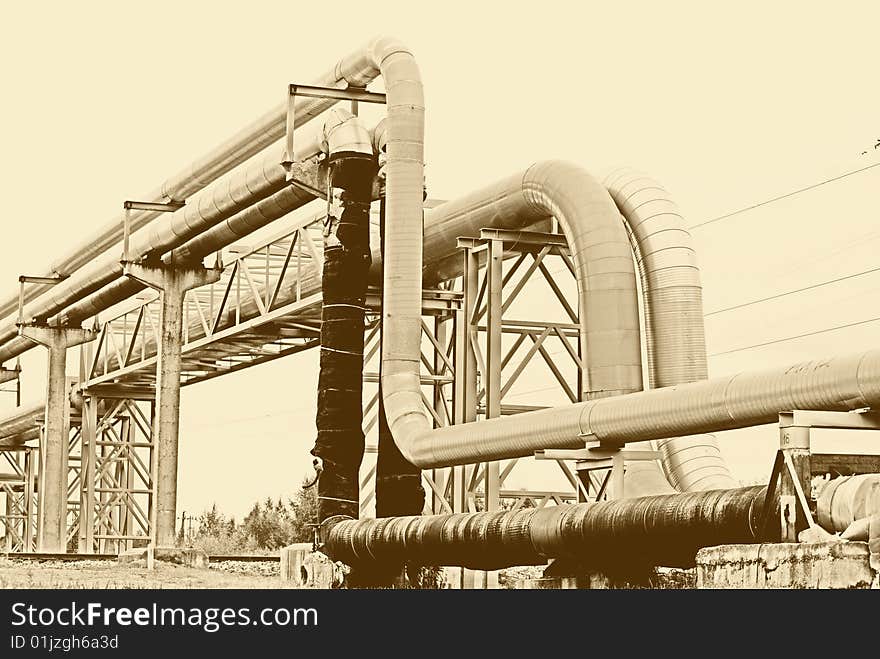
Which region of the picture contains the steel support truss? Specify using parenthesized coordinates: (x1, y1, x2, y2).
(1, 447, 37, 552)
(66, 385, 156, 554)
(760, 409, 880, 543)
(70, 205, 600, 579)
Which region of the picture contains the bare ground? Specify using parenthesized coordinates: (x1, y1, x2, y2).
(0, 558, 291, 589)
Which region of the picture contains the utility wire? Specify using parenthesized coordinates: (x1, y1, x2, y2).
(709, 315, 880, 357)
(704, 265, 880, 316)
(690, 161, 880, 230)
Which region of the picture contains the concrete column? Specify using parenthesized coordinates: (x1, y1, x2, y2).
(19, 325, 97, 552)
(124, 260, 220, 547)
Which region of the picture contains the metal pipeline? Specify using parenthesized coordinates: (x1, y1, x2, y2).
(54, 113, 375, 328)
(605, 168, 736, 493)
(0, 127, 325, 365)
(0, 428, 39, 448)
(42, 33, 422, 352)
(406, 349, 880, 467)
(0, 401, 43, 440)
(383, 161, 642, 470)
(817, 475, 880, 533)
(0, 36, 401, 322)
(323, 485, 768, 569)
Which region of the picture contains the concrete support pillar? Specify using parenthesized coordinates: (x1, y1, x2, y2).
(124, 260, 220, 547)
(19, 325, 97, 552)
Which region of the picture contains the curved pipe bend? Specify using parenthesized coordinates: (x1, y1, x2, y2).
(604, 167, 736, 493)
(383, 160, 642, 467)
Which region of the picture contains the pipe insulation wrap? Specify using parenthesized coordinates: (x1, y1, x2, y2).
(817, 475, 880, 533)
(410, 349, 880, 467)
(323, 486, 769, 569)
(604, 168, 736, 493)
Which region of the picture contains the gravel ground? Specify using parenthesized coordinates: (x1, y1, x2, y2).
(208, 560, 280, 578)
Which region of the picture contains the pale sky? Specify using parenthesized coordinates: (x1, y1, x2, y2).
(0, 2, 878, 519)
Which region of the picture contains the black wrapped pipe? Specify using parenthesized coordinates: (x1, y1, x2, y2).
(311, 154, 377, 522)
(323, 486, 772, 570)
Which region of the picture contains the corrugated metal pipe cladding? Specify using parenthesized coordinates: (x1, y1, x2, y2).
(322, 486, 770, 570)
(604, 167, 737, 494)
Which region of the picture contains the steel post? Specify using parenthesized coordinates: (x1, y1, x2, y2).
(19, 325, 97, 552)
(3, 491, 12, 551)
(124, 261, 220, 547)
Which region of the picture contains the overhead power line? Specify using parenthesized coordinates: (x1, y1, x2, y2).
(690, 161, 880, 230)
(709, 316, 880, 357)
(704, 265, 880, 316)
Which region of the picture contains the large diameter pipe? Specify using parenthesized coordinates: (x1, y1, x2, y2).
(408, 348, 880, 468)
(817, 475, 880, 533)
(324, 486, 768, 569)
(0, 36, 399, 321)
(605, 168, 736, 493)
(383, 161, 642, 467)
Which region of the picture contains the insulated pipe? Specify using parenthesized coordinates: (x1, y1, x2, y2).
(817, 475, 880, 533)
(0, 125, 326, 365)
(405, 349, 880, 468)
(0, 401, 42, 440)
(0, 36, 398, 321)
(0, 428, 39, 448)
(604, 168, 736, 493)
(56, 115, 374, 341)
(383, 161, 642, 467)
(323, 485, 769, 569)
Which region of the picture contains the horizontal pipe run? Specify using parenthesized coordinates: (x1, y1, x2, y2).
(605, 168, 736, 493)
(0, 401, 43, 440)
(323, 486, 769, 570)
(0, 127, 326, 365)
(0, 36, 397, 322)
(383, 161, 643, 471)
(408, 348, 880, 468)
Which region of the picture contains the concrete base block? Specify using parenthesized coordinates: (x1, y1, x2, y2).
(696, 541, 876, 589)
(118, 546, 208, 569)
(280, 544, 343, 588)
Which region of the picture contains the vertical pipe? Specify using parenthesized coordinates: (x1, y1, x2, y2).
(312, 155, 377, 523)
(375, 197, 425, 518)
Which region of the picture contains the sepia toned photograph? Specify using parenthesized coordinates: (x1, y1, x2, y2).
(0, 1, 878, 623)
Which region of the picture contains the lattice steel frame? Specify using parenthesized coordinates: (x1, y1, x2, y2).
(1, 447, 37, 552)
